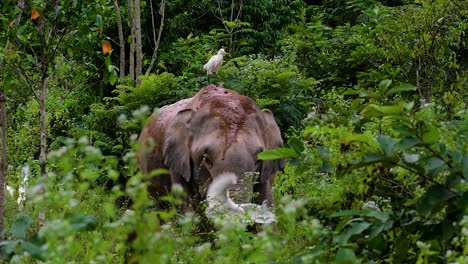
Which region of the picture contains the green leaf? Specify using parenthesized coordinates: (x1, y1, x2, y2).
(361, 104, 404, 118)
(378, 79, 392, 94)
(385, 84, 416, 97)
(335, 248, 358, 264)
(109, 70, 117, 85)
(362, 210, 390, 222)
(403, 153, 419, 163)
(11, 215, 33, 240)
(424, 157, 445, 171)
(368, 223, 385, 238)
(417, 185, 456, 216)
(0, 240, 20, 257)
(335, 220, 372, 245)
(396, 137, 422, 150)
(287, 137, 304, 155)
(343, 89, 360, 96)
(341, 133, 378, 148)
(377, 135, 394, 157)
(69, 214, 98, 232)
(276, 71, 295, 83)
(95, 15, 102, 26)
(331, 210, 361, 218)
(359, 91, 380, 100)
(421, 127, 440, 143)
(403, 101, 415, 111)
(258, 147, 298, 160)
(105, 55, 111, 68)
(22, 241, 46, 260)
(462, 154, 468, 180)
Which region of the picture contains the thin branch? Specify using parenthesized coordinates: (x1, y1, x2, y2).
(114, 0, 125, 78)
(216, 0, 230, 32)
(146, 0, 165, 75)
(4, 61, 40, 102)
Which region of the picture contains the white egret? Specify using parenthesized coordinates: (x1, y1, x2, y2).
(204, 48, 226, 83)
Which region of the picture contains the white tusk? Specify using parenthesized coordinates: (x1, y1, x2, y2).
(206, 172, 243, 217)
(206, 172, 276, 225)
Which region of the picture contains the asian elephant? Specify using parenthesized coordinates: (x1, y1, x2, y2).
(137, 85, 284, 219)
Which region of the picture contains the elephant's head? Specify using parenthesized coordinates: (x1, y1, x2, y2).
(162, 89, 284, 207)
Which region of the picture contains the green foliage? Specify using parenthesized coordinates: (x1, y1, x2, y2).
(221, 55, 318, 129)
(273, 81, 468, 262)
(113, 73, 190, 110)
(280, 1, 467, 106)
(2, 0, 468, 263)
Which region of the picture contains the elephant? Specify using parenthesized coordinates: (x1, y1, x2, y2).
(137, 85, 284, 221)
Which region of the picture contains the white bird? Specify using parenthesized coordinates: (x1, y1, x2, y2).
(204, 48, 226, 75)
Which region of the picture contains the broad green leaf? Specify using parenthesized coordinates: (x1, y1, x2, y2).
(396, 137, 422, 150)
(417, 185, 456, 216)
(335, 248, 358, 264)
(368, 223, 385, 238)
(288, 137, 305, 155)
(335, 220, 372, 245)
(350, 153, 387, 169)
(462, 154, 468, 180)
(359, 91, 380, 100)
(403, 101, 415, 111)
(0, 240, 20, 257)
(276, 71, 295, 82)
(105, 56, 112, 69)
(421, 127, 440, 143)
(11, 215, 33, 240)
(343, 89, 360, 96)
(377, 135, 394, 157)
(341, 133, 378, 148)
(22, 241, 46, 260)
(424, 157, 445, 171)
(361, 104, 404, 118)
(95, 15, 102, 26)
(335, 248, 358, 263)
(378, 79, 392, 94)
(385, 84, 417, 97)
(69, 214, 98, 232)
(258, 147, 298, 160)
(331, 210, 361, 218)
(362, 210, 390, 222)
(109, 70, 117, 85)
(393, 237, 410, 263)
(403, 153, 419, 163)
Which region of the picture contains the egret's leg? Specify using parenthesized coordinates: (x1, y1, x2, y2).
(207, 74, 211, 84)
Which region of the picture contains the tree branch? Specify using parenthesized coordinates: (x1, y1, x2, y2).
(146, 0, 165, 75)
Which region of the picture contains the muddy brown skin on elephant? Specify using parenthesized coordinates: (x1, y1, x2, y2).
(137, 85, 284, 212)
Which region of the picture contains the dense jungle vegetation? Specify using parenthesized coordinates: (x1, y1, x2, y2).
(0, 0, 467, 263)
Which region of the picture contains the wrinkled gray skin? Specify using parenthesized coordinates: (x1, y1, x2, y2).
(137, 85, 284, 213)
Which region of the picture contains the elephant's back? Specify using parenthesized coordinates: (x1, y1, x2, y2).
(158, 98, 192, 129)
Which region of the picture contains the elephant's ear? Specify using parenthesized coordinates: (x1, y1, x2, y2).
(163, 109, 194, 182)
(260, 109, 286, 183)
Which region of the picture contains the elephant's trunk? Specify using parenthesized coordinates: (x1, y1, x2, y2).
(228, 172, 257, 204)
(206, 173, 276, 225)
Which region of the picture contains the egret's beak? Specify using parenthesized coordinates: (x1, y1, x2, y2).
(225, 52, 231, 58)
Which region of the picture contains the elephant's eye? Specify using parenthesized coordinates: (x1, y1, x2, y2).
(255, 159, 263, 172)
(202, 153, 213, 168)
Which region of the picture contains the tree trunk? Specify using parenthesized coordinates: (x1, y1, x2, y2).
(0, 90, 6, 236)
(37, 13, 49, 227)
(134, 0, 142, 81)
(146, 0, 165, 75)
(113, 0, 126, 78)
(128, 0, 136, 82)
(13, 0, 25, 27)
